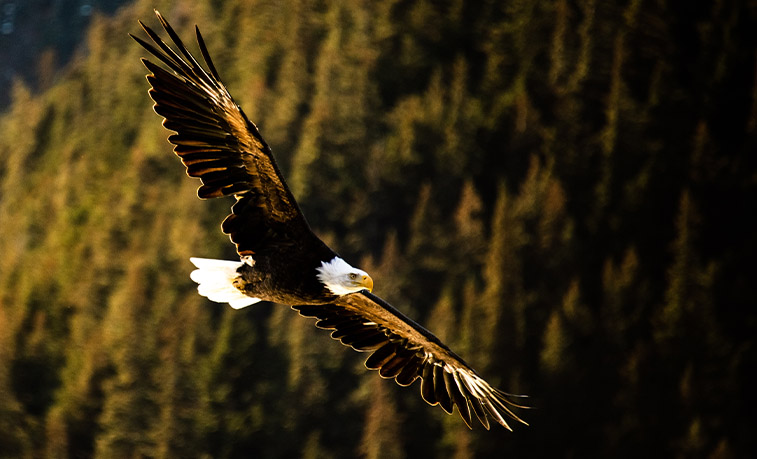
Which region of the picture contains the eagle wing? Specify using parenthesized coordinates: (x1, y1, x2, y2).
(293, 291, 529, 430)
(135, 11, 528, 430)
(131, 11, 307, 256)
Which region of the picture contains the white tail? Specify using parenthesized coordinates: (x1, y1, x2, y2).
(189, 257, 260, 309)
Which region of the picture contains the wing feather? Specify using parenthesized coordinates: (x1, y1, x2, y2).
(395, 355, 423, 387)
(292, 291, 528, 429)
(364, 342, 399, 370)
(339, 328, 383, 346)
(350, 333, 390, 351)
(434, 364, 453, 414)
(379, 347, 418, 379)
(445, 370, 473, 428)
(420, 362, 438, 405)
(132, 11, 308, 256)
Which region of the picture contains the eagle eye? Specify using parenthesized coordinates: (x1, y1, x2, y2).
(349, 273, 358, 280)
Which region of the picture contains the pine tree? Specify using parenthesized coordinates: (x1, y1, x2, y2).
(0, 1, 755, 457)
(0, 325, 32, 456)
(94, 255, 159, 458)
(651, 190, 726, 456)
(540, 311, 568, 377)
(197, 306, 266, 457)
(476, 182, 526, 383)
(654, 190, 702, 344)
(289, 0, 379, 239)
(404, 183, 449, 311)
(602, 247, 642, 347)
(359, 377, 406, 459)
(151, 296, 205, 459)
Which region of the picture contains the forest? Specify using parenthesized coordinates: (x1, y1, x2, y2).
(1, 0, 756, 457)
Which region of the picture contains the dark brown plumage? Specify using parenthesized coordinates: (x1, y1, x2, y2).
(293, 293, 528, 429)
(133, 9, 528, 430)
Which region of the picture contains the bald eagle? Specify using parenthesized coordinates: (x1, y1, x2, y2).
(132, 10, 527, 430)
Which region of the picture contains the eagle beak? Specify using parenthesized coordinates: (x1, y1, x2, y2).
(362, 275, 374, 293)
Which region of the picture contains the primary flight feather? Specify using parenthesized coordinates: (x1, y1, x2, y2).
(132, 10, 527, 430)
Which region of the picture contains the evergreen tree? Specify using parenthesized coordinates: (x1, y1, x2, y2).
(94, 256, 159, 458)
(477, 182, 525, 383)
(0, 1, 755, 456)
(290, 0, 380, 243)
(359, 377, 406, 459)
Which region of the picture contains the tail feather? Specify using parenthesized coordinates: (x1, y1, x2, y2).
(189, 257, 260, 309)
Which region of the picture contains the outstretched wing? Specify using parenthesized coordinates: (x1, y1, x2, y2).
(293, 291, 529, 430)
(131, 11, 308, 256)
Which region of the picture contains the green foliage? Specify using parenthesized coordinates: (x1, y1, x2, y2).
(0, 0, 755, 457)
(359, 377, 406, 459)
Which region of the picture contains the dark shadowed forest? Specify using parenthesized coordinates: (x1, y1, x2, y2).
(1, 0, 756, 457)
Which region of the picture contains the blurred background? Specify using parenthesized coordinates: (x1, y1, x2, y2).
(1, 0, 756, 457)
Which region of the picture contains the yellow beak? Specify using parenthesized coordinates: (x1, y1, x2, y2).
(361, 275, 374, 292)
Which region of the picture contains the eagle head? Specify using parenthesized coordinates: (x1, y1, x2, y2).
(316, 257, 374, 295)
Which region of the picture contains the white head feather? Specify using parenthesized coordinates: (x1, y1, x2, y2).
(316, 257, 374, 296)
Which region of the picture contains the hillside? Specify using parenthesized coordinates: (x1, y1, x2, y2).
(0, 0, 128, 107)
(1, 0, 756, 457)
